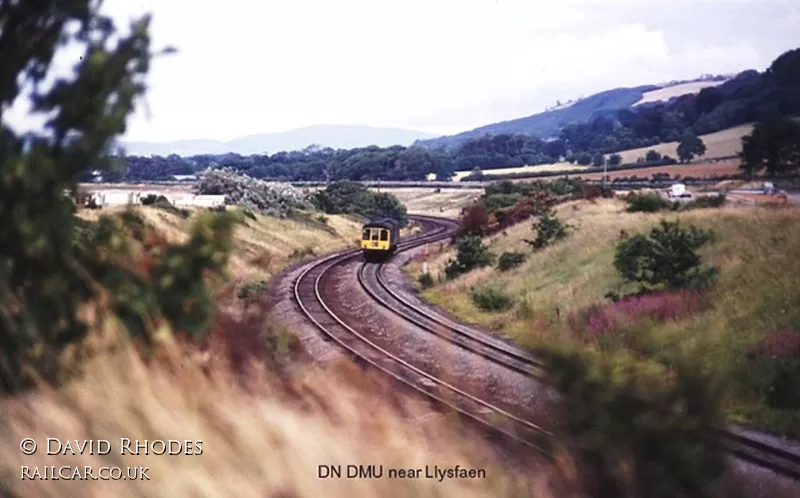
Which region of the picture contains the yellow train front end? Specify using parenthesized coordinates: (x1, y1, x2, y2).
(360, 220, 399, 262)
(361, 227, 392, 252)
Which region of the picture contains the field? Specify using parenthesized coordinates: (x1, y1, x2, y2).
(452, 124, 753, 181)
(633, 80, 727, 106)
(2, 203, 570, 497)
(383, 187, 483, 217)
(611, 123, 753, 164)
(559, 159, 743, 181)
(406, 198, 800, 437)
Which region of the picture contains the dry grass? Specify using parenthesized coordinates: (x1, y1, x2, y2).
(633, 80, 727, 106)
(382, 188, 483, 218)
(77, 205, 363, 283)
(410, 199, 800, 341)
(0, 317, 565, 497)
(611, 124, 753, 164)
(726, 193, 800, 206)
(408, 198, 800, 435)
(561, 160, 743, 181)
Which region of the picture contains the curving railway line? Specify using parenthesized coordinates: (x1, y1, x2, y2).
(291, 214, 800, 482)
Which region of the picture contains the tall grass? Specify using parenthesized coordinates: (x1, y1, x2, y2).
(0, 304, 565, 497)
(0, 206, 571, 497)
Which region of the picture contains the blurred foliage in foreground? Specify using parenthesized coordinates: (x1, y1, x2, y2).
(0, 1, 235, 393)
(539, 341, 728, 498)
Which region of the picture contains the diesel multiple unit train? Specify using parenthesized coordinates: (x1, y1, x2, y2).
(360, 218, 401, 262)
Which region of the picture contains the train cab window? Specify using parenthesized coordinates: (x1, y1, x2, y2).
(371, 230, 379, 241)
(380, 230, 388, 241)
(362, 229, 371, 240)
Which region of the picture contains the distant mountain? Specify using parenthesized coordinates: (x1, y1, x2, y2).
(414, 85, 658, 150)
(121, 124, 438, 157)
(414, 77, 733, 150)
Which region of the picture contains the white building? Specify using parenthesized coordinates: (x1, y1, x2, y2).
(667, 183, 691, 198)
(85, 190, 226, 208)
(93, 190, 135, 205)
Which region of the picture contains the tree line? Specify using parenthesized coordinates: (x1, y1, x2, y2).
(84, 48, 800, 184)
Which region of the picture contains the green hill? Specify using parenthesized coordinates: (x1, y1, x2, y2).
(415, 85, 659, 150)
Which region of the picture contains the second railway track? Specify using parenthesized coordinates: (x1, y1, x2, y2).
(292, 214, 800, 482)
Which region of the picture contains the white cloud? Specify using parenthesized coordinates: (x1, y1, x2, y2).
(3, 0, 796, 142)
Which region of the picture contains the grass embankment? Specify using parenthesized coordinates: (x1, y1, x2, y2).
(2, 204, 566, 497)
(407, 199, 800, 437)
(77, 205, 362, 284)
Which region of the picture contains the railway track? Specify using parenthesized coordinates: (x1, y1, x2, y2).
(293, 214, 800, 481)
(292, 215, 554, 456)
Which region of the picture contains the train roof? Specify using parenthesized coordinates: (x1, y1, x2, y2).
(363, 218, 400, 229)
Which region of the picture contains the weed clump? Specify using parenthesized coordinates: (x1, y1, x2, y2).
(417, 272, 434, 289)
(623, 192, 676, 213)
(444, 236, 494, 280)
(525, 210, 570, 250)
(497, 251, 526, 272)
(470, 287, 513, 312)
(237, 280, 270, 300)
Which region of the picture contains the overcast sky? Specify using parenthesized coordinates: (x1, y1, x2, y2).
(8, 0, 800, 142)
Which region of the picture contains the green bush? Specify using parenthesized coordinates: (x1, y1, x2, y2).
(682, 194, 726, 210)
(539, 342, 727, 497)
(312, 181, 408, 226)
(417, 272, 434, 289)
(139, 194, 161, 205)
(624, 192, 676, 213)
(483, 193, 520, 212)
(645, 149, 662, 163)
(470, 287, 513, 312)
(525, 210, 569, 250)
(497, 251, 526, 271)
(614, 219, 717, 292)
(444, 236, 494, 279)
